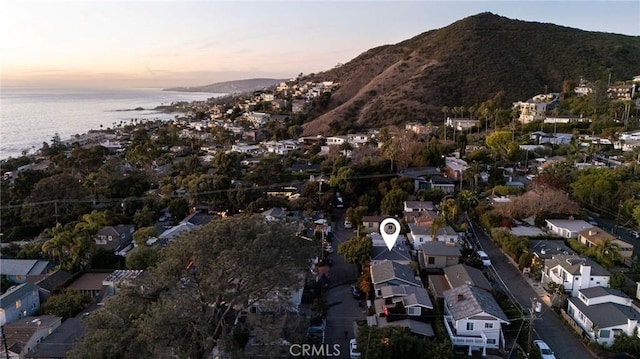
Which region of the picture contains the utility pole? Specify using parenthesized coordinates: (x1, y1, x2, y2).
(1, 325, 9, 359)
(527, 298, 541, 358)
(614, 201, 623, 234)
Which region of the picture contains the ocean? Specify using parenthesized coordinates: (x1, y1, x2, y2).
(0, 87, 220, 160)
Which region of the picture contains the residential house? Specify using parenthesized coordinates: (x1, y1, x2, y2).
(325, 136, 347, 146)
(0, 315, 62, 359)
(445, 118, 479, 131)
(578, 227, 634, 266)
(404, 201, 435, 213)
(607, 84, 637, 100)
(429, 176, 456, 194)
(513, 93, 559, 124)
(567, 287, 640, 347)
(28, 270, 72, 301)
(248, 275, 305, 314)
(261, 207, 287, 221)
(545, 219, 594, 239)
(429, 264, 492, 299)
(404, 210, 438, 227)
(407, 223, 459, 250)
(541, 255, 610, 297)
(94, 225, 135, 252)
(347, 133, 370, 148)
(373, 285, 433, 322)
(101, 270, 145, 300)
(0, 282, 40, 325)
(370, 233, 411, 266)
(405, 122, 438, 135)
(67, 273, 110, 299)
(0, 260, 52, 284)
(157, 222, 198, 247)
(444, 157, 468, 181)
(398, 167, 443, 193)
(371, 260, 422, 298)
(443, 284, 510, 356)
(361, 216, 387, 234)
(417, 242, 462, 271)
(231, 144, 262, 155)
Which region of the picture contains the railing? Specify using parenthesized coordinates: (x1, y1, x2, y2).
(443, 316, 486, 346)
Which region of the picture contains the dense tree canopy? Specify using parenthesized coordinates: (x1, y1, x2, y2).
(70, 215, 315, 359)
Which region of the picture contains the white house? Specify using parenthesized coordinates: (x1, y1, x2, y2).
(567, 287, 640, 347)
(443, 284, 509, 356)
(407, 223, 459, 250)
(545, 219, 594, 239)
(404, 201, 435, 213)
(445, 118, 478, 131)
(325, 136, 347, 146)
(541, 255, 610, 297)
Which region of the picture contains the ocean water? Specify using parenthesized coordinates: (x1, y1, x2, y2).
(0, 87, 220, 160)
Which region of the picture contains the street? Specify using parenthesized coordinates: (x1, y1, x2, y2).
(323, 209, 366, 359)
(468, 220, 596, 359)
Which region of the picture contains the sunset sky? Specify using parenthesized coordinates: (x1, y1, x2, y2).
(2, 1, 639, 88)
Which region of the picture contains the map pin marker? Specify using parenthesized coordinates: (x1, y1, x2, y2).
(380, 218, 401, 251)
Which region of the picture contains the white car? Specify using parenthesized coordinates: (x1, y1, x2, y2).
(349, 339, 361, 358)
(323, 244, 333, 253)
(344, 220, 353, 229)
(533, 339, 556, 359)
(477, 250, 491, 267)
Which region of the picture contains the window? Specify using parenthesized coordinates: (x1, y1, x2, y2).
(484, 323, 493, 329)
(15, 300, 21, 309)
(486, 339, 496, 345)
(599, 330, 610, 338)
(466, 322, 474, 331)
(428, 257, 435, 264)
(407, 307, 421, 316)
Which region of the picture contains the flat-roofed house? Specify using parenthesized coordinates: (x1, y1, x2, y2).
(545, 219, 594, 239)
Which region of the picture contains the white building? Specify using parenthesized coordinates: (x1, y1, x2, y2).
(541, 255, 610, 297)
(567, 287, 640, 347)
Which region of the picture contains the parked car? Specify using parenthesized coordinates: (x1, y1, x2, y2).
(477, 250, 491, 267)
(533, 339, 556, 359)
(631, 230, 639, 239)
(349, 339, 361, 358)
(351, 285, 364, 299)
(323, 244, 333, 253)
(344, 220, 353, 229)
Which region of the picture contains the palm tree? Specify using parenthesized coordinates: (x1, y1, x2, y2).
(441, 106, 450, 140)
(74, 210, 108, 235)
(590, 239, 621, 268)
(42, 223, 74, 265)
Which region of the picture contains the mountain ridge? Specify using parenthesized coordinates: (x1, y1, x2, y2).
(301, 12, 640, 135)
(164, 78, 285, 94)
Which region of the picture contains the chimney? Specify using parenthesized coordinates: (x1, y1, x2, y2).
(588, 230, 597, 236)
(457, 294, 464, 302)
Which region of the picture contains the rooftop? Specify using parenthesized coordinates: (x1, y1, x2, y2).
(443, 284, 509, 323)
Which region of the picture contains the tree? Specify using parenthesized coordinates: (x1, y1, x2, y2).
(356, 325, 453, 359)
(42, 289, 90, 318)
(70, 215, 314, 359)
(485, 131, 514, 161)
(337, 235, 372, 272)
(345, 206, 368, 229)
(132, 226, 158, 247)
(21, 173, 89, 228)
(587, 238, 621, 269)
(125, 246, 160, 270)
(213, 152, 243, 180)
(380, 188, 408, 216)
(609, 271, 626, 290)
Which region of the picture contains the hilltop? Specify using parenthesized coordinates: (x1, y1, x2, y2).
(302, 12, 640, 135)
(165, 78, 285, 94)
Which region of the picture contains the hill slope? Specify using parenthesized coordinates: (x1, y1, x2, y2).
(302, 12, 640, 135)
(165, 78, 284, 94)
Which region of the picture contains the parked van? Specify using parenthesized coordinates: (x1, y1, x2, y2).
(477, 251, 491, 267)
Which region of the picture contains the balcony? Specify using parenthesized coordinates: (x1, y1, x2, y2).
(443, 316, 487, 347)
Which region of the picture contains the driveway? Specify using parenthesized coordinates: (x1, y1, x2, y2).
(469, 220, 595, 359)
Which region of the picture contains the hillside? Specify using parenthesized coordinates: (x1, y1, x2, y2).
(302, 12, 640, 135)
(165, 78, 284, 94)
